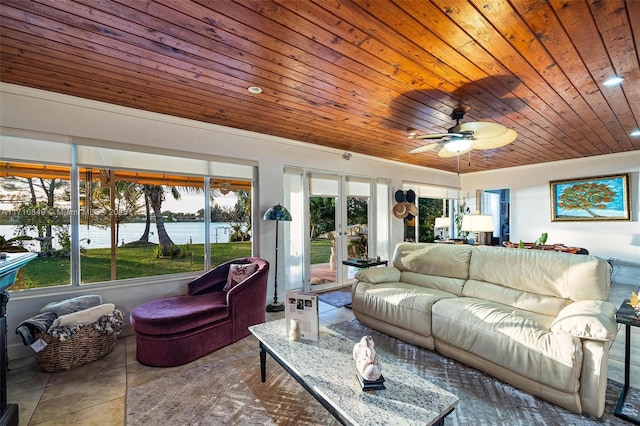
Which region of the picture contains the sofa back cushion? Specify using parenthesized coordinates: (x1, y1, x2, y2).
(400, 272, 467, 296)
(466, 246, 610, 316)
(392, 243, 472, 295)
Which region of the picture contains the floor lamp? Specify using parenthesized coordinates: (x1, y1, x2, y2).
(263, 204, 292, 312)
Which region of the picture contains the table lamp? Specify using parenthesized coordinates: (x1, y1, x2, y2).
(461, 215, 494, 245)
(434, 217, 450, 240)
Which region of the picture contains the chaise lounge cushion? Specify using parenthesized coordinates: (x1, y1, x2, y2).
(130, 292, 228, 335)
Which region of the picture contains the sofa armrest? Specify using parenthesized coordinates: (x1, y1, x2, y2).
(355, 266, 401, 284)
(550, 300, 618, 341)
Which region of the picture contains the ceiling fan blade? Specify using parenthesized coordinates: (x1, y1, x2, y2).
(473, 129, 518, 149)
(409, 143, 439, 154)
(458, 122, 509, 139)
(411, 133, 460, 140)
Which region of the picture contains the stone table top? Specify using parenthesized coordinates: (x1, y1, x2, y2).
(249, 319, 458, 425)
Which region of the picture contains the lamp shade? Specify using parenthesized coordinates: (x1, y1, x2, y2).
(444, 138, 473, 153)
(434, 217, 450, 228)
(263, 204, 292, 221)
(461, 215, 494, 232)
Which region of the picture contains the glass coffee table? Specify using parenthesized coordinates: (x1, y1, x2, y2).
(249, 319, 458, 425)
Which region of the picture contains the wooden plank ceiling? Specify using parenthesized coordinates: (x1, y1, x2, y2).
(0, 0, 638, 174)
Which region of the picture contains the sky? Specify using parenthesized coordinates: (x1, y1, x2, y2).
(163, 191, 238, 213)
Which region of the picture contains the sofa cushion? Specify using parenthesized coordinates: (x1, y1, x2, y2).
(469, 246, 610, 309)
(353, 281, 457, 339)
(131, 292, 229, 335)
(355, 266, 401, 284)
(462, 279, 571, 317)
(392, 243, 472, 280)
(400, 271, 466, 296)
(432, 297, 582, 394)
(224, 263, 258, 291)
(551, 300, 618, 341)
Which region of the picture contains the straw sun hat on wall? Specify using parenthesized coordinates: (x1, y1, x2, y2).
(393, 190, 417, 219)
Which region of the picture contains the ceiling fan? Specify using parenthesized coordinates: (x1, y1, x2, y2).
(408, 110, 517, 157)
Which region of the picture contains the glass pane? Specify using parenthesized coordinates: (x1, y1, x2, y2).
(345, 195, 369, 279)
(209, 179, 253, 266)
(309, 196, 336, 286)
(0, 162, 71, 290)
(417, 198, 447, 242)
(79, 168, 206, 284)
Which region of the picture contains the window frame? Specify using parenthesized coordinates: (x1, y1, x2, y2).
(1, 137, 256, 293)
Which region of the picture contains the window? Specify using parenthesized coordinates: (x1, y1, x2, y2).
(1, 136, 254, 291)
(403, 183, 460, 242)
(78, 168, 207, 284)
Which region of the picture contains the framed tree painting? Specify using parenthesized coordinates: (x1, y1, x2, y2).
(550, 173, 631, 221)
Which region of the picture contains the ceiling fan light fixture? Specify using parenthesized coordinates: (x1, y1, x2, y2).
(444, 139, 473, 153)
(603, 76, 624, 86)
(630, 130, 640, 137)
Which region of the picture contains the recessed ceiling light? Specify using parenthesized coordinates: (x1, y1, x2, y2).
(247, 86, 262, 94)
(603, 76, 624, 86)
(630, 130, 640, 137)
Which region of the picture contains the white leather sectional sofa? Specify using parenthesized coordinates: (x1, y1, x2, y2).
(352, 242, 617, 417)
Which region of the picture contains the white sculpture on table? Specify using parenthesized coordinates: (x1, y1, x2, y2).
(289, 319, 300, 341)
(353, 335, 382, 381)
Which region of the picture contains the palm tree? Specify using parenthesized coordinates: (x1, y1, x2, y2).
(89, 180, 142, 246)
(142, 185, 179, 257)
(137, 188, 152, 243)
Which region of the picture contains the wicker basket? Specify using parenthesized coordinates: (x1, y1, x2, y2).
(34, 312, 122, 373)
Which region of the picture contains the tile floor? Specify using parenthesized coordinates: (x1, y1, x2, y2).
(7, 283, 639, 425)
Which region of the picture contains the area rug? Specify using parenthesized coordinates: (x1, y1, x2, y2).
(316, 288, 352, 307)
(126, 318, 639, 425)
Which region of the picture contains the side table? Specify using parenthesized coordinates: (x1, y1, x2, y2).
(342, 259, 388, 309)
(342, 258, 388, 269)
(614, 299, 640, 425)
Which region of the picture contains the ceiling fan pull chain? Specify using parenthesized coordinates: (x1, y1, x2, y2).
(468, 150, 471, 167)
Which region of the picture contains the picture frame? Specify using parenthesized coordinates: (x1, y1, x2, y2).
(550, 173, 631, 221)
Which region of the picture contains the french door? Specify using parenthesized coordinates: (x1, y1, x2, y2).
(307, 173, 372, 292)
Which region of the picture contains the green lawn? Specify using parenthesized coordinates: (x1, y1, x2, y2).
(12, 240, 334, 290)
(310, 239, 332, 264)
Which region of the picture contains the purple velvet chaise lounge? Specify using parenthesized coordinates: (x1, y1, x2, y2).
(130, 257, 269, 367)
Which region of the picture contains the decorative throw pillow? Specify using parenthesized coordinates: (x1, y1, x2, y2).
(224, 263, 259, 291)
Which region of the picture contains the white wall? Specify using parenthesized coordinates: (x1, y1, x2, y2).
(461, 152, 640, 263)
(0, 83, 459, 359)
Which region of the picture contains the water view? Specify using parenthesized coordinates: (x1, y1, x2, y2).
(0, 222, 241, 250)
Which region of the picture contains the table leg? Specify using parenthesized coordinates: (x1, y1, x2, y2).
(614, 324, 640, 424)
(259, 342, 267, 383)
